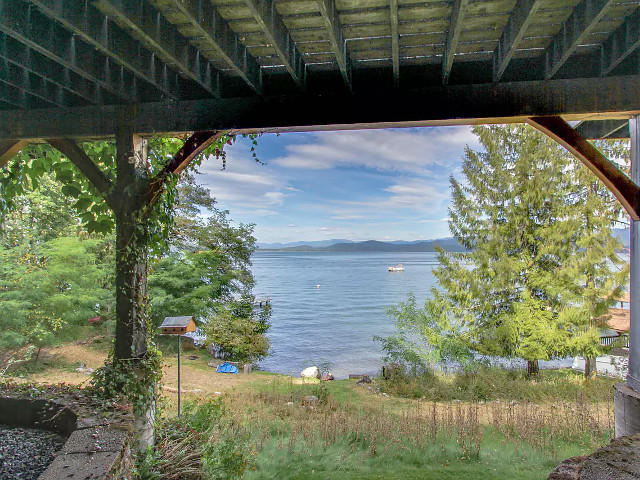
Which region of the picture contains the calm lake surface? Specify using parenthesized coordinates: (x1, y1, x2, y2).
(251, 250, 573, 378)
(251, 251, 440, 378)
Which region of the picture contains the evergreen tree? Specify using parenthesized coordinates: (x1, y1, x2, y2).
(386, 125, 627, 376)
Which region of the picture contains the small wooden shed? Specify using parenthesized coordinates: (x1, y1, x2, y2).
(160, 316, 196, 335)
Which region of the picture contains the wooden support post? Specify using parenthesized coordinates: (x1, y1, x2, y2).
(0, 139, 28, 167)
(527, 116, 640, 220)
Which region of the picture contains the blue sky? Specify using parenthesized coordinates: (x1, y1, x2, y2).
(195, 126, 481, 244)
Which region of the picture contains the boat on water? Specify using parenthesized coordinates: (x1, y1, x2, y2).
(388, 264, 404, 272)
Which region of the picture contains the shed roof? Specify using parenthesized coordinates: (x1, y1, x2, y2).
(0, 0, 638, 139)
(603, 308, 630, 333)
(160, 316, 196, 328)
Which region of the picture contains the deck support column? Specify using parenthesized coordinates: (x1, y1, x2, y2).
(615, 115, 640, 436)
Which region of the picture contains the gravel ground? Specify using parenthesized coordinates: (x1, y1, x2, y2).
(0, 425, 66, 480)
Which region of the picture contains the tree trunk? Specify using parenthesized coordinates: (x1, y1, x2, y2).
(527, 360, 539, 377)
(113, 121, 155, 449)
(113, 125, 149, 362)
(585, 356, 597, 379)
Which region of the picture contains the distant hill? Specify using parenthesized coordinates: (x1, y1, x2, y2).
(259, 237, 465, 252)
(257, 239, 354, 249)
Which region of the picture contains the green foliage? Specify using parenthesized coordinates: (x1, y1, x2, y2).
(135, 399, 254, 480)
(0, 236, 114, 351)
(89, 344, 163, 414)
(204, 300, 271, 363)
(379, 366, 617, 402)
(382, 125, 628, 372)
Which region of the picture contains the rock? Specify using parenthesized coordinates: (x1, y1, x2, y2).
(356, 375, 371, 385)
(75, 363, 94, 374)
(303, 395, 319, 406)
(187, 355, 198, 360)
(286, 402, 294, 406)
(207, 360, 218, 368)
(301, 366, 320, 379)
(321, 373, 334, 381)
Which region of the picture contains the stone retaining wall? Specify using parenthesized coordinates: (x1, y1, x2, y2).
(0, 384, 135, 480)
(548, 434, 640, 479)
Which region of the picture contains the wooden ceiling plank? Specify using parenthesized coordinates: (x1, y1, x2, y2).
(0, 61, 67, 108)
(0, 33, 100, 104)
(157, 0, 262, 93)
(94, 0, 220, 98)
(600, 7, 640, 76)
(28, 0, 181, 100)
(317, 0, 352, 88)
(243, 0, 306, 87)
(0, 82, 27, 109)
(390, 0, 400, 86)
(492, 0, 543, 82)
(0, 0, 140, 102)
(442, 0, 470, 84)
(544, 0, 616, 79)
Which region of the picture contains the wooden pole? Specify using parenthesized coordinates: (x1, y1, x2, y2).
(178, 335, 182, 418)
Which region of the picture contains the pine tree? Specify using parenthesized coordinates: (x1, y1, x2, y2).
(386, 125, 628, 376)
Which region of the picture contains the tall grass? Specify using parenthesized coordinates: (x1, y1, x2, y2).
(230, 377, 614, 480)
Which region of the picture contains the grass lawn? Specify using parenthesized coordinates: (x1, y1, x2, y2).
(2, 341, 619, 480)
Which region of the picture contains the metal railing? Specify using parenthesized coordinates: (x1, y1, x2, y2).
(600, 334, 629, 348)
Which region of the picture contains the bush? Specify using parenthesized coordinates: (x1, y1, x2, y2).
(379, 367, 617, 403)
(135, 399, 255, 480)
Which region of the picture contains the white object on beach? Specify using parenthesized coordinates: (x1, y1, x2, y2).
(301, 366, 321, 379)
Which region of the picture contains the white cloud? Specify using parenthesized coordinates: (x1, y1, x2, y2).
(197, 150, 291, 210)
(273, 126, 478, 174)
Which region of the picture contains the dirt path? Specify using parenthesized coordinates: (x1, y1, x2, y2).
(16, 344, 257, 396)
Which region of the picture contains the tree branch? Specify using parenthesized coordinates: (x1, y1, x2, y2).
(47, 138, 116, 208)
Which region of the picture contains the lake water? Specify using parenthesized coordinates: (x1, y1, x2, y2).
(252, 251, 440, 378)
(251, 250, 573, 378)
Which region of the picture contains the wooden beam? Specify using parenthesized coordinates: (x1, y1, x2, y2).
(158, 0, 262, 94)
(390, 0, 399, 87)
(575, 119, 629, 139)
(544, 0, 616, 79)
(0, 140, 28, 167)
(0, 82, 26, 109)
(600, 7, 640, 76)
(243, 0, 306, 88)
(493, 0, 542, 82)
(28, 0, 181, 101)
(0, 61, 68, 108)
(0, 0, 138, 102)
(147, 131, 227, 203)
(93, 0, 220, 98)
(317, 0, 351, 89)
(527, 116, 640, 220)
(442, 0, 469, 85)
(0, 33, 100, 105)
(47, 138, 116, 208)
(1, 75, 638, 139)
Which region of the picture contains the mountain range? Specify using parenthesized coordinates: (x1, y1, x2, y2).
(258, 228, 631, 252)
(257, 237, 465, 252)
